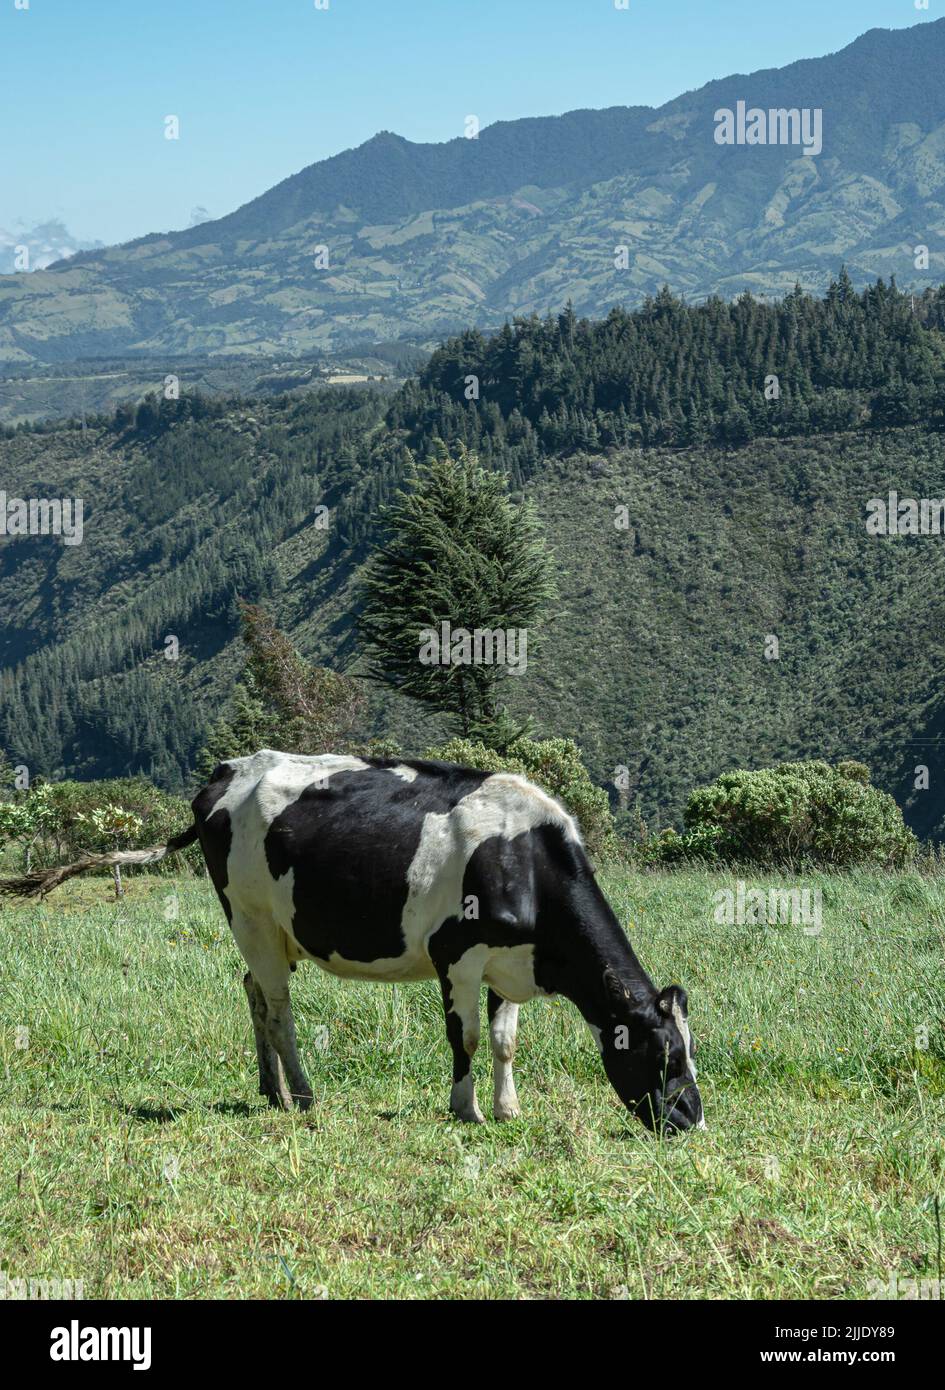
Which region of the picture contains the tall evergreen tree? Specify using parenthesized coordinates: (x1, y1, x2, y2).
(359, 442, 556, 744)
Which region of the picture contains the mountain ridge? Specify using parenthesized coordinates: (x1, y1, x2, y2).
(4, 20, 945, 362)
(59, 20, 945, 257)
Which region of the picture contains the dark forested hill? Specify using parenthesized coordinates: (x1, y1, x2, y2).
(5, 20, 945, 363)
(2, 279, 945, 837)
(394, 275, 945, 475)
(0, 388, 390, 787)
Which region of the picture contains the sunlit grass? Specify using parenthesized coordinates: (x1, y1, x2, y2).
(1, 868, 943, 1299)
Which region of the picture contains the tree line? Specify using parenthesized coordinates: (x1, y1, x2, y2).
(384, 274, 945, 490)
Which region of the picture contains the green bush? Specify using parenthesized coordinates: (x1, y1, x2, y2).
(637, 822, 730, 868)
(15, 778, 201, 876)
(425, 735, 618, 860)
(645, 760, 916, 868)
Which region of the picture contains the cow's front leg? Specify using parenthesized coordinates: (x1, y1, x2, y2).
(487, 990, 521, 1120)
(432, 945, 489, 1123)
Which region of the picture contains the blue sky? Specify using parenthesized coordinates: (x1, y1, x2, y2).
(0, 0, 936, 245)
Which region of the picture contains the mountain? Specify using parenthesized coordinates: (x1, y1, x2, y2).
(3, 282, 945, 838)
(4, 21, 945, 364)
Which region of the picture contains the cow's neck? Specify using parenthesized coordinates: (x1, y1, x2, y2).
(537, 873, 657, 1037)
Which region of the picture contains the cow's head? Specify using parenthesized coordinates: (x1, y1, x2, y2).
(600, 976, 704, 1135)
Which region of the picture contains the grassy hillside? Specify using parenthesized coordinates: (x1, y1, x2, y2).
(2, 868, 941, 1299)
(6, 21, 945, 363)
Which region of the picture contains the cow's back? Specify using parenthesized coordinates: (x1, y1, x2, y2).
(192, 749, 582, 979)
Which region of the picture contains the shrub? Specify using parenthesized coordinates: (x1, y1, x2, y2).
(0, 783, 60, 872)
(637, 822, 731, 868)
(647, 760, 916, 868)
(7, 778, 202, 876)
(425, 735, 618, 860)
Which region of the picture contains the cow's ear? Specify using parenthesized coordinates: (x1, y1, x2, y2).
(603, 964, 631, 1004)
(657, 984, 688, 1018)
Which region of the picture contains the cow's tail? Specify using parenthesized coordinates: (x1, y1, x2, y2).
(0, 822, 200, 901)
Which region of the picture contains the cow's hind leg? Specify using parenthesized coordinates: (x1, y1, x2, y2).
(242, 971, 292, 1110)
(432, 945, 489, 1123)
(231, 914, 313, 1112)
(487, 990, 521, 1121)
(261, 987, 313, 1113)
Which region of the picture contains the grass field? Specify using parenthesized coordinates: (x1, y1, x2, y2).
(1, 867, 943, 1300)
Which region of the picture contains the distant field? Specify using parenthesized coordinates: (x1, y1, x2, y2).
(1, 868, 943, 1300)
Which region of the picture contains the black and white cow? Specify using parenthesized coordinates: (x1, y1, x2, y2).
(194, 750, 703, 1132)
(4, 749, 703, 1133)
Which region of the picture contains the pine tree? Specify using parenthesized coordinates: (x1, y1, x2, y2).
(359, 442, 556, 743)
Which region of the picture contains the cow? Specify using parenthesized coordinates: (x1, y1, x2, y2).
(1, 750, 704, 1133)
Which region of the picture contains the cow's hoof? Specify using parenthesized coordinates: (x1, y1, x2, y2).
(293, 1091, 314, 1112)
(494, 1102, 520, 1121)
(451, 1107, 486, 1124)
(449, 1077, 484, 1123)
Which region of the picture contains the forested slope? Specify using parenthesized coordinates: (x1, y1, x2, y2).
(2, 282, 944, 834)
